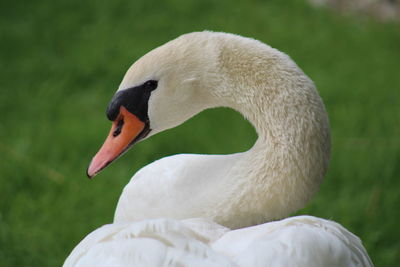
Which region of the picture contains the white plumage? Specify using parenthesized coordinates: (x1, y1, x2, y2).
(64, 31, 373, 266)
(65, 216, 371, 267)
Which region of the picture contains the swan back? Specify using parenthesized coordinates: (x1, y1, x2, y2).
(64, 216, 372, 267)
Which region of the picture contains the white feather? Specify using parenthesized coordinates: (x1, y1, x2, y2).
(65, 31, 373, 266)
(65, 216, 371, 267)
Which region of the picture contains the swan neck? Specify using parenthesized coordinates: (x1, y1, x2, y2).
(206, 46, 331, 226)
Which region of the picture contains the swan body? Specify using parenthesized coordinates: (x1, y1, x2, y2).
(64, 216, 371, 267)
(65, 31, 372, 266)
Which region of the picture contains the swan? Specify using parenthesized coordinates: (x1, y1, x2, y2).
(64, 31, 372, 266)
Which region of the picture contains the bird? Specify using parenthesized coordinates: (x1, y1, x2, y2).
(64, 31, 373, 266)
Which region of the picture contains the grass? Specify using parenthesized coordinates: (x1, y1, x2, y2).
(1, 0, 399, 265)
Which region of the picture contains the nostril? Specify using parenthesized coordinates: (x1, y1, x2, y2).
(113, 119, 124, 137)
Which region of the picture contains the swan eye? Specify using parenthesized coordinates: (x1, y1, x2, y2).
(143, 80, 158, 91)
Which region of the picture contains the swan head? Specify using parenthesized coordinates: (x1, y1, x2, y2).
(87, 32, 221, 177)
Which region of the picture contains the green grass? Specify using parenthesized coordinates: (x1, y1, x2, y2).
(1, 0, 399, 265)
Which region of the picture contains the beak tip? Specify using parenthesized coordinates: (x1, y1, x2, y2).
(87, 158, 109, 179)
(86, 168, 94, 179)
(87, 171, 93, 179)
(87, 161, 99, 179)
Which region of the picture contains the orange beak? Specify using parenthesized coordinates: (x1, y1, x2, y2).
(87, 106, 145, 178)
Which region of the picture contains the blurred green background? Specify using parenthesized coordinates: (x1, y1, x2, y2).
(1, 0, 399, 266)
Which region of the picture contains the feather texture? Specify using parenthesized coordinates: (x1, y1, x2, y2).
(64, 216, 372, 267)
(65, 31, 372, 266)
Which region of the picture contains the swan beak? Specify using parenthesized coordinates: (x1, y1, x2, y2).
(87, 106, 145, 178)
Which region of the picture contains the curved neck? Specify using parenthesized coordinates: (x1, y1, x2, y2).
(115, 77, 330, 229)
(205, 44, 331, 227)
(114, 37, 330, 229)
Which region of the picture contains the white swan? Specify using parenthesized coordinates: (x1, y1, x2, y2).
(64, 31, 372, 266)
